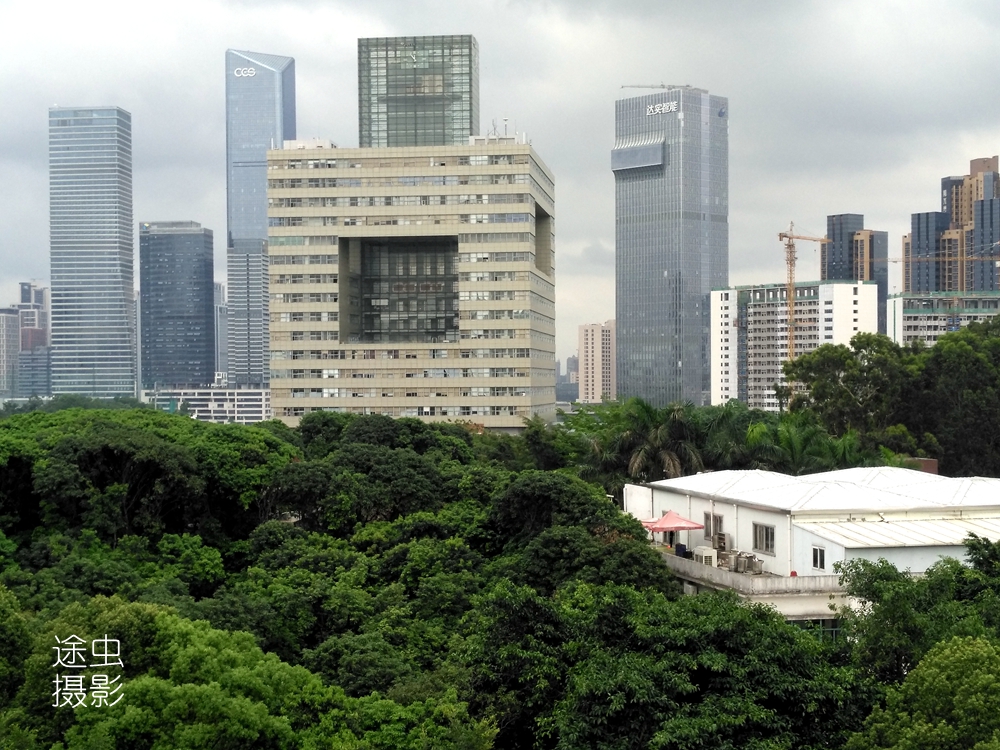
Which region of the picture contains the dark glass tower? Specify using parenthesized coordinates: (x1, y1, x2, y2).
(139, 222, 215, 388)
(358, 35, 479, 147)
(823, 214, 889, 334)
(613, 88, 728, 406)
(49, 107, 136, 397)
(225, 49, 295, 385)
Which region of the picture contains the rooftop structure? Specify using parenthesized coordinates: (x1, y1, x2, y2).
(625, 467, 1000, 619)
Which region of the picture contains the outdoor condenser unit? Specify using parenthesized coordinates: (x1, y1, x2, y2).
(693, 546, 716, 567)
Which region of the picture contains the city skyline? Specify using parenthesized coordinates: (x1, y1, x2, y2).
(3, 1, 1000, 366)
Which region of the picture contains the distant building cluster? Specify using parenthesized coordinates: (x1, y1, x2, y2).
(29, 44, 1000, 424)
(37, 35, 555, 429)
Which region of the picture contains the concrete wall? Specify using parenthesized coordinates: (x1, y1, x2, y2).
(791, 525, 846, 576)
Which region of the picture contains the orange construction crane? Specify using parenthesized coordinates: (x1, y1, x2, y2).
(778, 222, 829, 360)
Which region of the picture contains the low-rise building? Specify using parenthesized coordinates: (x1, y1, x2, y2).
(142, 386, 270, 424)
(625, 467, 1000, 620)
(711, 280, 878, 410)
(889, 291, 1000, 346)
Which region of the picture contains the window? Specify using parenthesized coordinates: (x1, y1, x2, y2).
(753, 523, 775, 555)
(812, 547, 826, 570)
(703, 513, 723, 539)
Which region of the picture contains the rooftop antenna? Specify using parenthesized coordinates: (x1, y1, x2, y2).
(503, 117, 508, 137)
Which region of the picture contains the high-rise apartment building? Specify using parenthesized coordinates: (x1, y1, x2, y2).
(579, 320, 616, 404)
(613, 87, 728, 407)
(566, 354, 578, 384)
(266, 136, 556, 428)
(215, 283, 228, 380)
(49, 107, 136, 397)
(139, 222, 215, 388)
(225, 50, 296, 386)
(15, 282, 51, 397)
(821, 215, 889, 334)
(711, 281, 878, 410)
(904, 157, 1000, 293)
(358, 35, 479, 148)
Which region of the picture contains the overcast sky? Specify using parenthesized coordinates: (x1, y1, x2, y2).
(2, 0, 999, 363)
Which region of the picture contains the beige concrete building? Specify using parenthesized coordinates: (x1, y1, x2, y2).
(578, 320, 615, 403)
(266, 136, 556, 429)
(711, 280, 878, 410)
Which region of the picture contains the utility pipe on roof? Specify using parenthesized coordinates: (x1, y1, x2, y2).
(788, 512, 793, 575)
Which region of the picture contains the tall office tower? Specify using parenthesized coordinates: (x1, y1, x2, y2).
(225, 50, 296, 386)
(267, 136, 556, 428)
(49, 107, 135, 397)
(358, 35, 479, 148)
(139, 222, 215, 388)
(214, 283, 228, 380)
(579, 320, 616, 404)
(15, 282, 51, 397)
(0, 309, 20, 398)
(711, 281, 878, 410)
(566, 354, 579, 384)
(613, 87, 728, 407)
(821, 214, 889, 334)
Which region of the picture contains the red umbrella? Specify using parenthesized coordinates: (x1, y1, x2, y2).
(647, 510, 704, 533)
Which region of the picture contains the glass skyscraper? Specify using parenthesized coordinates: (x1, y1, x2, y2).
(225, 49, 295, 385)
(358, 35, 479, 147)
(49, 107, 136, 397)
(139, 221, 215, 388)
(613, 88, 728, 406)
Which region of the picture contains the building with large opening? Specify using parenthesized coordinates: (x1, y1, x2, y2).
(266, 136, 556, 429)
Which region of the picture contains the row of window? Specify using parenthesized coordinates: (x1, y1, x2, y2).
(271, 193, 530, 208)
(271, 367, 534, 379)
(270, 347, 544, 361)
(269, 213, 533, 228)
(268, 174, 531, 189)
(270, 154, 529, 171)
(269, 254, 338, 265)
(282, 387, 537, 399)
(280, 404, 531, 418)
(273, 274, 338, 285)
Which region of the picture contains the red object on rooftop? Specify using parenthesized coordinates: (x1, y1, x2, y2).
(643, 510, 705, 533)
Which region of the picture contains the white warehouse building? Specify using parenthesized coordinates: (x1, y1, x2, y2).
(625, 467, 1000, 620)
(711, 280, 878, 410)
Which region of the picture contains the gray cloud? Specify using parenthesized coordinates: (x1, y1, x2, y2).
(1, 0, 998, 363)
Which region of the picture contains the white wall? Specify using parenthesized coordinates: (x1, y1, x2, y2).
(791, 525, 846, 576)
(847, 545, 966, 573)
(649, 488, 795, 575)
(623, 484, 653, 520)
(710, 289, 737, 405)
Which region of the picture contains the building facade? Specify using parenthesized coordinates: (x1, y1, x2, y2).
(624, 467, 1000, 620)
(0, 309, 20, 399)
(266, 137, 556, 429)
(15, 282, 51, 397)
(142, 386, 270, 424)
(710, 280, 878, 410)
(904, 157, 1000, 293)
(821, 214, 888, 334)
(226, 50, 296, 386)
(139, 222, 215, 388)
(889, 291, 1000, 346)
(214, 283, 228, 380)
(358, 35, 479, 148)
(49, 107, 136, 397)
(579, 320, 616, 403)
(613, 87, 728, 407)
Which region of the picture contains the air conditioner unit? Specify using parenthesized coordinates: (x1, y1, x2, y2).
(693, 546, 716, 567)
(712, 532, 731, 552)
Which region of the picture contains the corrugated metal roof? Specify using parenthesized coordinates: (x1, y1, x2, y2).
(647, 467, 1000, 514)
(798, 517, 1000, 548)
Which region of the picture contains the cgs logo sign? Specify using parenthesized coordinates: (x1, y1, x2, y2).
(234, 67, 256, 77)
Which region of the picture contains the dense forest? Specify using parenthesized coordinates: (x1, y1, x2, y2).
(2, 324, 1000, 748)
